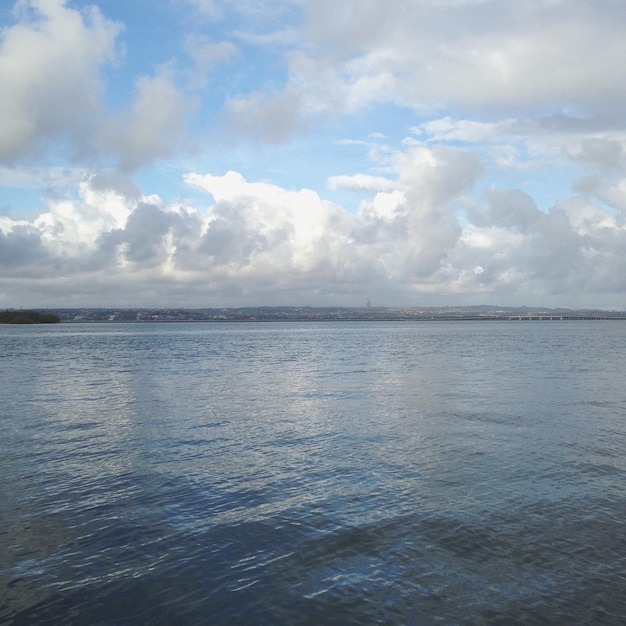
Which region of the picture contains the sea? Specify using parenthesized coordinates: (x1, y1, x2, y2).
(1, 320, 625, 625)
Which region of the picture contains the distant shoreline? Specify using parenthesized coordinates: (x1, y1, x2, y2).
(11, 306, 626, 323)
(60, 315, 626, 322)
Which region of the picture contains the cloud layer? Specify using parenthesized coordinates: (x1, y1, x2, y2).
(0, 0, 120, 163)
(2, 145, 625, 307)
(1, 0, 626, 308)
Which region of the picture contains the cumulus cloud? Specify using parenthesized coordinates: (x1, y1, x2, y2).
(0, 0, 121, 163)
(101, 65, 199, 172)
(573, 176, 626, 214)
(3, 1, 626, 308)
(3, 133, 625, 308)
(568, 137, 626, 173)
(183, 34, 238, 89)
(217, 0, 626, 158)
(327, 174, 396, 193)
(468, 187, 543, 233)
(0, 1, 203, 172)
(0, 223, 51, 271)
(184, 170, 349, 276)
(298, 0, 626, 118)
(227, 86, 309, 143)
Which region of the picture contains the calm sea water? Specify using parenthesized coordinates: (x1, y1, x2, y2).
(1, 321, 625, 625)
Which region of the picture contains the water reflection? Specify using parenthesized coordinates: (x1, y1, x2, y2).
(2, 322, 626, 624)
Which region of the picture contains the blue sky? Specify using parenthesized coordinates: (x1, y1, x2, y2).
(2, 0, 626, 308)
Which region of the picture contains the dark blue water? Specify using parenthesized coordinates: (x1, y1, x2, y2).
(1, 321, 625, 624)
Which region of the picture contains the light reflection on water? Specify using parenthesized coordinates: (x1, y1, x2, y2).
(1, 321, 626, 624)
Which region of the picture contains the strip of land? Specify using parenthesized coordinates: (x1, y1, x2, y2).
(9, 306, 625, 323)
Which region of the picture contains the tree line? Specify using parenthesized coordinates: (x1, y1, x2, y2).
(0, 310, 60, 324)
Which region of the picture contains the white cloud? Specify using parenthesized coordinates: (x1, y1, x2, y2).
(327, 174, 395, 193)
(183, 34, 238, 88)
(217, 1, 626, 151)
(227, 86, 308, 142)
(0, 165, 86, 191)
(573, 176, 626, 214)
(0, 135, 615, 307)
(3, 0, 626, 309)
(467, 187, 543, 233)
(412, 118, 520, 144)
(102, 65, 199, 172)
(184, 170, 349, 274)
(568, 137, 626, 174)
(0, 0, 122, 163)
(1, 149, 626, 307)
(0, 1, 202, 172)
(298, 0, 626, 119)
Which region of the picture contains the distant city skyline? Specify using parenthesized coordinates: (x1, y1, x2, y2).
(19, 305, 626, 324)
(2, 1, 626, 309)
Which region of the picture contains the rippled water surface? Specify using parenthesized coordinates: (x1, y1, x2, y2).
(1, 321, 626, 624)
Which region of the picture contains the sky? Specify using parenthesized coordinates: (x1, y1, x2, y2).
(2, 0, 626, 309)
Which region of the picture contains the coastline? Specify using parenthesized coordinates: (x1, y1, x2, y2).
(18, 306, 626, 323)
